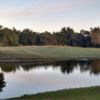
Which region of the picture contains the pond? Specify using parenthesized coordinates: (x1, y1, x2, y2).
(0, 59, 100, 99)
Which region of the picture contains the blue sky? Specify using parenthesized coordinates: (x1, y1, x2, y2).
(0, 0, 100, 32)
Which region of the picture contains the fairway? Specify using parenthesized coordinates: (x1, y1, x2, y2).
(0, 46, 100, 61)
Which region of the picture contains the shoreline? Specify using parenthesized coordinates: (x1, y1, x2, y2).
(0, 57, 99, 63)
(5, 86, 100, 100)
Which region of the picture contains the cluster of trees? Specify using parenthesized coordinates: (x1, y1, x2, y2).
(0, 25, 100, 47)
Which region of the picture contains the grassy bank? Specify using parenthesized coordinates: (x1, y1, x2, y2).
(0, 46, 100, 61)
(7, 86, 100, 100)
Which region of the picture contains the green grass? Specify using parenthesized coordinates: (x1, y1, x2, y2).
(7, 86, 100, 100)
(0, 46, 100, 60)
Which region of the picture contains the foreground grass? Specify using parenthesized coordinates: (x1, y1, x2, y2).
(7, 86, 100, 100)
(0, 46, 100, 60)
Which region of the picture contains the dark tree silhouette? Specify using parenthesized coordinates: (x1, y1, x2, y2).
(0, 73, 6, 92)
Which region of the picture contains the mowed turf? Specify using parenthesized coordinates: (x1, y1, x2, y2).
(7, 86, 100, 100)
(0, 46, 100, 60)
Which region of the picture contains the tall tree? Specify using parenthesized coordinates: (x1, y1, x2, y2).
(0, 25, 4, 46)
(3, 28, 19, 46)
(91, 27, 100, 47)
(19, 29, 37, 45)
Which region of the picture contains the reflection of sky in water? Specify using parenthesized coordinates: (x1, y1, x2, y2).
(0, 64, 100, 99)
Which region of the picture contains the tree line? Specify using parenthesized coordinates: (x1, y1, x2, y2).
(0, 25, 100, 47)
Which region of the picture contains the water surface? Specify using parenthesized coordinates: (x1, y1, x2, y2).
(0, 60, 100, 99)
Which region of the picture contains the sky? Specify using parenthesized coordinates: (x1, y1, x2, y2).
(0, 0, 100, 32)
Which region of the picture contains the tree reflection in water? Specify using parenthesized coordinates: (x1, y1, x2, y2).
(0, 73, 6, 92)
(91, 60, 100, 75)
(0, 60, 100, 75)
